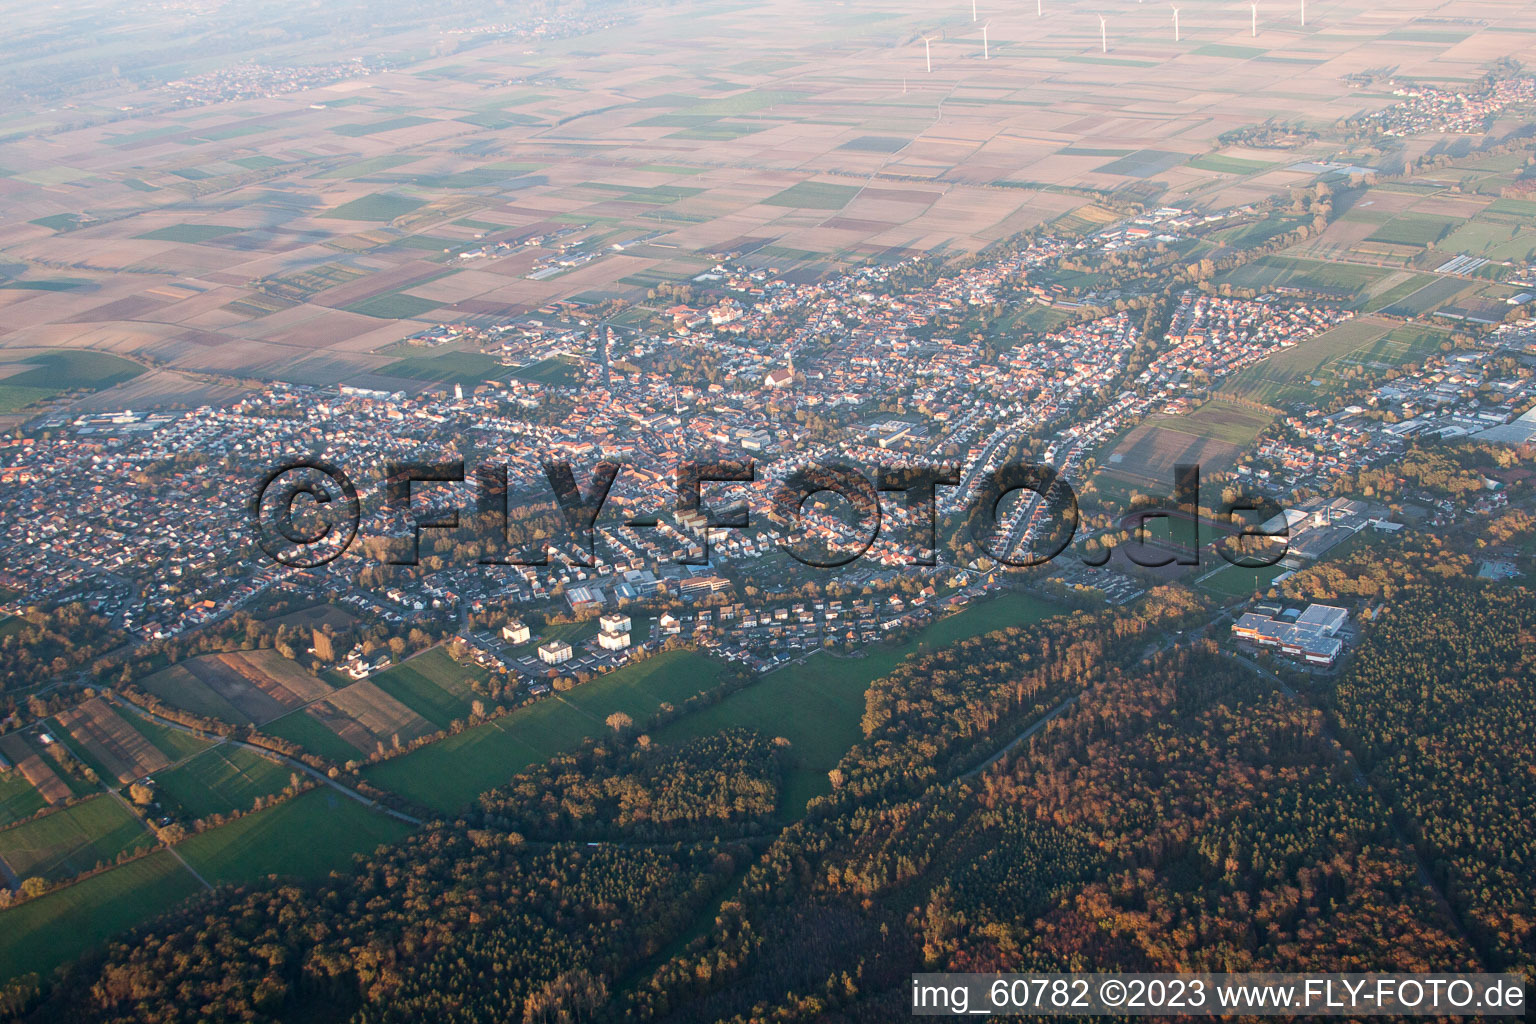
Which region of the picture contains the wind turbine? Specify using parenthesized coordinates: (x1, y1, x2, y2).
(1250, 1, 1258, 36)
(923, 35, 935, 73)
(1171, 3, 1180, 41)
(1299, 0, 1305, 26)
(971, 0, 978, 22)
(1098, 13, 1108, 53)
(1036, 0, 1042, 15)
(982, 21, 991, 59)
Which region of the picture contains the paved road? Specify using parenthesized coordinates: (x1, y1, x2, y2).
(962, 691, 1084, 780)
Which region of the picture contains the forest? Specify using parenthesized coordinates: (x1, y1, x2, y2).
(8, 569, 1530, 1023)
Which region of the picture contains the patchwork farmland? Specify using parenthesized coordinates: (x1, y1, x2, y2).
(52, 699, 176, 785)
(142, 649, 334, 725)
(0, 733, 72, 806)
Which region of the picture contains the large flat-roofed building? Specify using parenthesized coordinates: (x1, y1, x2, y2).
(598, 628, 630, 651)
(1232, 603, 1348, 666)
(599, 612, 631, 634)
(502, 619, 531, 644)
(538, 639, 573, 665)
(1294, 603, 1347, 636)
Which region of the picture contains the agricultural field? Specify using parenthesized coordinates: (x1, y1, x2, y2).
(1186, 153, 1273, 175)
(0, 795, 151, 883)
(1377, 276, 1476, 319)
(0, 770, 45, 828)
(133, 224, 241, 243)
(1219, 317, 1397, 406)
(368, 648, 482, 729)
(1218, 256, 1390, 306)
(377, 348, 504, 384)
(1364, 213, 1459, 248)
(0, 733, 72, 806)
(139, 649, 333, 726)
(175, 787, 413, 886)
(0, 850, 202, 986)
(260, 709, 367, 765)
(321, 193, 426, 221)
(365, 648, 725, 813)
(1094, 400, 1274, 501)
(305, 679, 436, 755)
(761, 182, 861, 210)
(152, 745, 292, 821)
(658, 592, 1063, 816)
(50, 698, 206, 786)
(0, 350, 144, 414)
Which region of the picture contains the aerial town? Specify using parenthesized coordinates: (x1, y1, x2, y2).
(0, 0, 1534, 1015)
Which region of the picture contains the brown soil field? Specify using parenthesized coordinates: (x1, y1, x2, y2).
(54, 698, 169, 785)
(0, 734, 70, 805)
(1100, 425, 1244, 491)
(307, 680, 433, 755)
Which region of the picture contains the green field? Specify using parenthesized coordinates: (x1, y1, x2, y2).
(761, 181, 860, 210)
(345, 293, 444, 319)
(1337, 323, 1450, 371)
(134, 224, 241, 243)
(0, 795, 151, 883)
(656, 592, 1064, 817)
(366, 649, 726, 813)
(378, 349, 503, 383)
(509, 356, 582, 385)
(314, 154, 424, 179)
(261, 709, 367, 764)
(1219, 255, 1389, 305)
(176, 788, 413, 886)
(0, 772, 45, 828)
(1169, 400, 1275, 444)
(330, 115, 433, 137)
(1192, 43, 1265, 58)
(153, 745, 292, 821)
(1199, 560, 1290, 599)
(369, 649, 481, 729)
(139, 663, 250, 725)
(1441, 217, 1536, 261)
(0, 850, 201, 985)
(0, 278, 89, 292)
(120, 706, 214, 763)
(1377, 276, 1472, 318)
(1364, 213, 1458, 248)
(0, 350, 144, 413)
(1365, 272, 1444, 313)
(1220, 319, 1395, 405)
(1211, 214, 1310, 248)
(321, 193, 427, 221)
